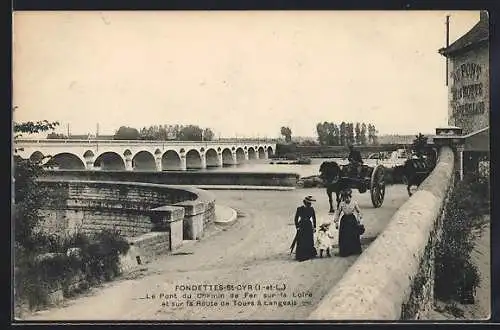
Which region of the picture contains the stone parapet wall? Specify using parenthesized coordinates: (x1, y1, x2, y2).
(40, 170, 300, 187)
(308, 146, 455, 320)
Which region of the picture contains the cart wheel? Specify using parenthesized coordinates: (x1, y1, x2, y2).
(370, 165, 385, 208)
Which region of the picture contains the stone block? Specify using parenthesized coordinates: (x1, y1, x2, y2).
(169, 219, 183, 251)
(174, 200, 206, 216)
(150, 205, 185, 224)
(126, 232, 171, 264)
(183, 213, 204, 240)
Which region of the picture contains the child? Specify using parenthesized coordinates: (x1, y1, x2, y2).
(333, 188, 365, 257)
(316, 222, 335, 258)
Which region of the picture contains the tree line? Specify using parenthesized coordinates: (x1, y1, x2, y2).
(48, 124, 216, 141)
(121, 124, 215, 141)
(316, 122, 378, 146)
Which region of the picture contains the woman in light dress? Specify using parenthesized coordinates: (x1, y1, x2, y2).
(333, 188, 364, 257)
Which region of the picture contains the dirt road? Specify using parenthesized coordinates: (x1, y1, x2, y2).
(24, 185, 409, 321)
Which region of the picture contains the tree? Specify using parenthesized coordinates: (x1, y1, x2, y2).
(47, 132, 67, 139)
(13, 119, 60, 248)
(346, 122, 355, 145)
(178, 125, 203, 141)
(114, 126, 140, 140)
(280, 126, 292, 143)
(411, 133, 428, 158)
(332, 123, 340, 146)
(202, 128, 214, 141)
(339, 122, 347, 146)
(367, 123, 379, 145)
(168, 125, 182, 140)
(355, 123, 361, 145)
(372, 125, 379, 145)
(14, 120, 60, 140)
(316, 122, 328, 145)
(360, 123, 367, 145)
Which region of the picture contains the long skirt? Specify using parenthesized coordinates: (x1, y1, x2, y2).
(295, 221, 317, 261)
(338, 214, 362, 257)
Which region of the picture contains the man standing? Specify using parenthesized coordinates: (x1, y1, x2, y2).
(347, 144, 363, 177)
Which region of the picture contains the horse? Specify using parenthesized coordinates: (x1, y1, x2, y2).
(401, 156, 436, 196)
(319, 161, 347, 213)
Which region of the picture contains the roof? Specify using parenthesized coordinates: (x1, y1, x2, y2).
(439, 12, 489, 57)
(464, 127, 489, 152)
(463, 126, 489, 139)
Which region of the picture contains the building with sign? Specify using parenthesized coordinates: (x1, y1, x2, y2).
(438, 11, 489, 175)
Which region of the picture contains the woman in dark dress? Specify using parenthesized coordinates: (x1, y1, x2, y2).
(293, 196, 317, 261)
(333, 189, 364, 257)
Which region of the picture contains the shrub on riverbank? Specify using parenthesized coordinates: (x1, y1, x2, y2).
(435, 173, 490, 303)
(14, 228, 130, 311)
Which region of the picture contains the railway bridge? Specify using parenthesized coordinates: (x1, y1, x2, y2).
(14, 139, 277, 171)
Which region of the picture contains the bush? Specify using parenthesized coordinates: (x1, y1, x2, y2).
(14, 244, 50, 309)
(434, 175, 489, 303)
(82, 229, 130, 282)
(14, 229, 130, 310)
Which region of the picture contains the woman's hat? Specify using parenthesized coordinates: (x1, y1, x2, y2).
(304, 196, 316, 203)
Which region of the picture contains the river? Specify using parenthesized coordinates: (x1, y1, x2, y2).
(197, 157, 404, 178)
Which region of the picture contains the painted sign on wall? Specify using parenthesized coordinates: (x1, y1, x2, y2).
(450, 62, 485, 117)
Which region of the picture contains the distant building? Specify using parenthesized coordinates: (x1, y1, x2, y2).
(439, 11, 489, 174)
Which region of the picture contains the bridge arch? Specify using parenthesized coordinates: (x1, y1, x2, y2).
(247, 147, 257, 160)
(258, 146, 265, 159)
(29, 151, 45, 163)
(186, 149, 202, 169)
(267, 146, 274, 158)
(235, 147, 245, 163)
(132, 151, 156, 171)
(46, 152, 85, 170)
(162, 150, 181, 171)
(205, 148, 220, 167)
(221, 148, 234, 166)
(94, 152, 125, 171)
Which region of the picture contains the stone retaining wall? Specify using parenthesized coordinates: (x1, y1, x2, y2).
(308, 146, 455, 320)
(37, 180, 216, 252)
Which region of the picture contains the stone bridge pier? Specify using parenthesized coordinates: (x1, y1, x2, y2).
(14, 139, 276, 172)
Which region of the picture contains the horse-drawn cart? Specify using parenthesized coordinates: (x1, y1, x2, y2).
(320, 161, 386, 211)
(401, 157, 436, 196)
(339, 163, 386, 208)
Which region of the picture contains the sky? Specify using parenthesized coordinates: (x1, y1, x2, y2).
(13, 10, 481, 138)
